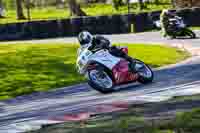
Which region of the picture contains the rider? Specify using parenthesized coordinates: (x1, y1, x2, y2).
(77, 31, 136, 72)
(160, 9, 176, 37)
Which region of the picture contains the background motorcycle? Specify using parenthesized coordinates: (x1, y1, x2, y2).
(167, 16, 196, 39)
(76, 46, 154, 93)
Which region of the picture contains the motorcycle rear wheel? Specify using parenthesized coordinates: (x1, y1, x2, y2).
(133, 59, 154, 84)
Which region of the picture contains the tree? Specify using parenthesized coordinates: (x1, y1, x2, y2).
(112, 0, 123, 10)
(138, 0, 144, 10)
(154, 0, 159, 5)
(16, 0, 26, 19)
(173, 0, 200, 8)
(68, 0, 87, 16)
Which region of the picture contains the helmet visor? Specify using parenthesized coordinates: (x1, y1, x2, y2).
(80, 38, 90, 45)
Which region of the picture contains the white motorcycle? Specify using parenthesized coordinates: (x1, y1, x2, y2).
(76, 46, 154, 93)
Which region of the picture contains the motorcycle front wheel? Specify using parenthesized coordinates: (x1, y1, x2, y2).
(183, 28, 196, 39)
(88, 65, 114, 93)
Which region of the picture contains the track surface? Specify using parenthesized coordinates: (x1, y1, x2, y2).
(0, 31, 200, 132)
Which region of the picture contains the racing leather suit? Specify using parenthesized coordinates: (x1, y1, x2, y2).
(88, 35, 136, 72)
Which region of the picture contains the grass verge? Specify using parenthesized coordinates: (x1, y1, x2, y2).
(0, 43, 189, 100)
(190, 27, 200, 30)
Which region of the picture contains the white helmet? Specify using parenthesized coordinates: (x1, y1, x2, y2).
(78, 31, 93, 48)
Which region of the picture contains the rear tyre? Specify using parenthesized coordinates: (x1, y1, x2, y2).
(87, 65, 114, 93)
(134, 59, 154, 84)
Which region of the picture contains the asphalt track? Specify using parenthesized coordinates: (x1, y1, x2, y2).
(0, 31, 200, 133)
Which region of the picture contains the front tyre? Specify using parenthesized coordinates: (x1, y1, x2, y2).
(134, 59, 154, 84)
(184, 28, 196, 38)
(88, 66, 114, 93)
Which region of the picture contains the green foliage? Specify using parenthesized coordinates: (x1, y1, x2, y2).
(191, 27, 200, 30)
(3, 0, 16, 9)
(0, 43, 188, 100)
(112, 0, 124, 10)
(117, 118, 129, 133)
(0, 7, 70, 24)
(173, 109, 200, 132)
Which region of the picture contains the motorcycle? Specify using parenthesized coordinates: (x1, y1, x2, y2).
(156, 16, 196, 39)
(154, 16, 196, 39)
(76, 46, 154, 93)
(167, 16, 196, 39)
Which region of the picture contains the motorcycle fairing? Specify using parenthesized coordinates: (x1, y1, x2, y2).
(89, 50, 121, 70)
(112, 60, 138, 84)
(77, 48, 121, 74)
(77, 48, 138, 85)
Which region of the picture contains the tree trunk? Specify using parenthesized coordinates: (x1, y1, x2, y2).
(171, 0, 176, 8)
(189, 0, 193, 7)
(112, 0, 123, 10)
(68, 0, 87, 16)
(25, 0, 31, 20)
(138, 0, 144, 10)
(16, 0, 26, 19)
(0, 0, 4, 18)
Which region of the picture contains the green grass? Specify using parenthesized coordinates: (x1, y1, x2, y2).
(0, 2, 172, 24)
(0, 43, 188, 100)
(152, 108, 200, 133)
(169, 94, 200, 104)
(82, 2, 171, 16)
(0, 7, 70, 24)
(190, 26, 200, 30)
(120, 44, 188, 68)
